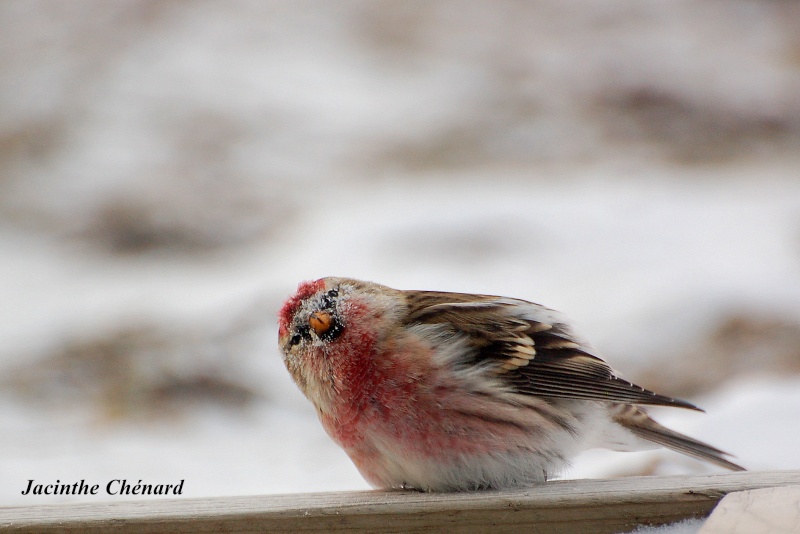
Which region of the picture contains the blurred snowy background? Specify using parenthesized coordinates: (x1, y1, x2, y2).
(1, 1, 800, 505)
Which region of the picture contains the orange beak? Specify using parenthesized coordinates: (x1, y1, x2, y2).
(309, 311, 333, 336)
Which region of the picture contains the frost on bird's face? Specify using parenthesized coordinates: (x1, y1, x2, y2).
(279, 281, 345, 356)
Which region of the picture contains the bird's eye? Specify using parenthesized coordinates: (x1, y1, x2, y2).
(320, 288, 338, 309)
(290, 324, 312, 347)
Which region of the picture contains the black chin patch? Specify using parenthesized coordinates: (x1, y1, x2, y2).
(319, 315, 344, 342)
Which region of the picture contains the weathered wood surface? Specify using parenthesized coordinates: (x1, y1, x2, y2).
(700, 484, 800, 534)
(1, 471, 798, 534)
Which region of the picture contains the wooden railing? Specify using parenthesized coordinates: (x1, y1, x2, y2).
(1, 470, 798, 533)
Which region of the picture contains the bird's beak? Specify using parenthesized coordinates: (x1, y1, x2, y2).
(309, 311, 333, 336)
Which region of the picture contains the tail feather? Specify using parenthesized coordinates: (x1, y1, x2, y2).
(614, 408, 745, 472)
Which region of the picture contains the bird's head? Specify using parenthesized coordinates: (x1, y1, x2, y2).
(278, 277, 403, 410)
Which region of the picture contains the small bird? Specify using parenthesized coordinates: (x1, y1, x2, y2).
(278, 277, 743, 491)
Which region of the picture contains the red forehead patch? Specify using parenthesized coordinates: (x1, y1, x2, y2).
(278, 279, 326, 337)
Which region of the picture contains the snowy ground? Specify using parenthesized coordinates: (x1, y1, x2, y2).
(1, 1, 799, 509)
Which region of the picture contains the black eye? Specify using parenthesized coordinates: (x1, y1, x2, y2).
(320, 288, 338, 308)
(289, 324, 312, 347)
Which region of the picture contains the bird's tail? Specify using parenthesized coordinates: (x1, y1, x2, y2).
(613, 405, 745, 471)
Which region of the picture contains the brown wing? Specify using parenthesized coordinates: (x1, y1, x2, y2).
(402, 291, 701, 411)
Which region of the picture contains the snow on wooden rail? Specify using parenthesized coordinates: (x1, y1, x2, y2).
(1, 470, 798, 533)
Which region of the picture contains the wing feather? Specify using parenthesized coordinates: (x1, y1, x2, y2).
(402, 291, 701, 411)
